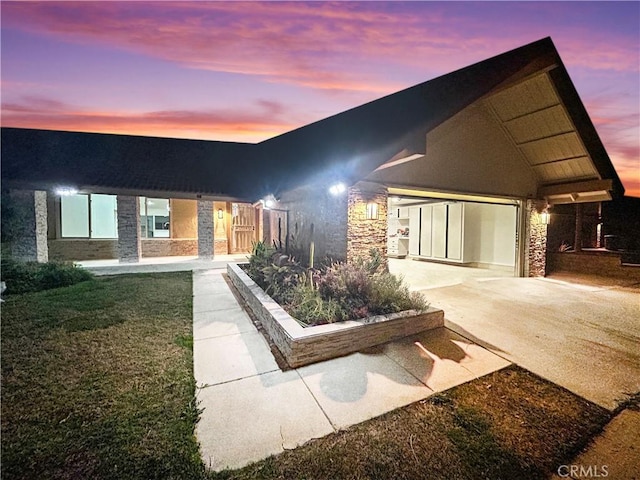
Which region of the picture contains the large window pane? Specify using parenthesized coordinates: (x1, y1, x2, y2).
(139, 197, 170, 238)
(61, 194, 89, 237)
(90, 194, 118, 238)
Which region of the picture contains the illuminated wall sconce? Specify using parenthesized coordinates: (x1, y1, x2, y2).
(539, 212, 550, 225)
(55, 186, 78, 196)
(217, 208, 224, 219)
(366, 202, 379, 220)
(328, 182, 347, 196)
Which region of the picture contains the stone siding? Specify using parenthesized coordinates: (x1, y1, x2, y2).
(117, 195, 141, 263)
(275, 183, 348, 265)
(9, 189, 48, 262)
(347, 182, 388, 265)
(197, 200, 214, 259)
(525, 199, 548, 277)
(228, 263, 444, 368)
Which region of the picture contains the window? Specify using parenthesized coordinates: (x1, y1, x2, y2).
(61, 194, 89, 237)
(139, 197, 170, 238)
(60, 193, 118, 238)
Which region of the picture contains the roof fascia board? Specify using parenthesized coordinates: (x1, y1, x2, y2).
(538, 179, 613, 197)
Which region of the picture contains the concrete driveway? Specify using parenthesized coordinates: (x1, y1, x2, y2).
(415, 275, 640, 410)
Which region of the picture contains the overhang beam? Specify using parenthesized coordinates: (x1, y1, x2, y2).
(539, 179, 613, 205)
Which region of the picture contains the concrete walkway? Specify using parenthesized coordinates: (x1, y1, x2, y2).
(79, 254, 247, 275)
(192, 269, 511, 471)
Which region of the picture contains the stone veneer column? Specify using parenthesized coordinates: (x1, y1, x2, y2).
(346, 182, 388, 266)
(524, 199, 548, 277)
(116, 195, 141, 263)
(197, 200, 214, 259)
(9, 189, 49, 262)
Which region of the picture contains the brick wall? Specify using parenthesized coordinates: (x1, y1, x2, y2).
(49, 239, 198, 260)
(275, 183, 348, 265)
(525, 199, 548, 277)
(49, 239, 117, 261)
(347, 182, 388, 265)
(142, 239, 198, 257)
(116, 195, 141, 263)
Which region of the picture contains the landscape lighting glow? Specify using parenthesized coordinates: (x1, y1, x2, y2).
(328, 182, 346, 195)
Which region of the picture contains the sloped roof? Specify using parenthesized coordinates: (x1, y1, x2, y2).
(1, 128, 257, 199)
(1, 37, 624, 201)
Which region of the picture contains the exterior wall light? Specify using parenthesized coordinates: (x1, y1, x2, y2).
(55, 187, 78, 196)
(366, 202, 379, 220)
(264, 198, 275, 209)
(217, 208, 224, 219)
(539, 212, 550, 225)
(329, 182, 346, 195)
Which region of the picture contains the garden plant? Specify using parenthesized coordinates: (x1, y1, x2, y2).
(245, 241, 427, 326)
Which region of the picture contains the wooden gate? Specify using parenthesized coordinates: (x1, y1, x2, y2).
(231, 203, 257, 253)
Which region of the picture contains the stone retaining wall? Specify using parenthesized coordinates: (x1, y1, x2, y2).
(548, 251, 640, 280)
(227, 263, 444, 368)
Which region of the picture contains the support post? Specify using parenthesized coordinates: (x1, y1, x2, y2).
(574, 203, 583, 252)
(117, 195, 141, 263)
(197, 200, 214, 259)
(8, 189, 49, 262)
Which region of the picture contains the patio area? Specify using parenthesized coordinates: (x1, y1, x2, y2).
(78, 254, 248, 275)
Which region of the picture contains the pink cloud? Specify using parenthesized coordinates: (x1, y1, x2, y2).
(1, 95, 298, 142)
(7, 1, 635, 97)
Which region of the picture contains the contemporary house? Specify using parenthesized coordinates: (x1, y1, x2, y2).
(1, 38, 625, 277)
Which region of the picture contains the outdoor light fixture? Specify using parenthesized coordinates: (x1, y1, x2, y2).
(263, 197, 276, 209)
(540, 212, 550, 225)
(328, 182, 346, 195)
(55, 187, 78, 196)
(366, 202, 379, 220)
(217, 208, 224, 219)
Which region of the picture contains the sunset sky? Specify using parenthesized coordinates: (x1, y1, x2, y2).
(1, 1, 638, 196)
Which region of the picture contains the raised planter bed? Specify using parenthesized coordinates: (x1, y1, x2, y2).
(227, 263, 445, 368)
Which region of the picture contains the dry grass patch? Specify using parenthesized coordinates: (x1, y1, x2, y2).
(213, 366, 610, 480)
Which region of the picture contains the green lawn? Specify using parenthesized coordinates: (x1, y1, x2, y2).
(2, 271, 613, 480)
(1, 272, 203, 480)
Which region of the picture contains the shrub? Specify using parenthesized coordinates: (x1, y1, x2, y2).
(288, 284, 346, 326)
(1, 258, 94, 294)
(368, 273, 428, 315)
(246, 240, 276, 288)
(317, 262, 372, 314)
(261, 259, 306, 304)
(245, 247, 427, 325)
